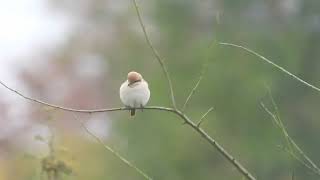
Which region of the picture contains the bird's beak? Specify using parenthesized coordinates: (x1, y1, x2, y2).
(128, 79, 142, 86)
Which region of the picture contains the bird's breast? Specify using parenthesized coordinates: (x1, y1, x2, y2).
(119, 81, 150, 107)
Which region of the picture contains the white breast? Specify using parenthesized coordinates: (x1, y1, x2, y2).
(119, 80, 150, 108)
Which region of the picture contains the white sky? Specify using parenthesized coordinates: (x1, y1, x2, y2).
(0, 0, 72, 82)
(0, 0, 110, 151)
(0, 0, 72, 142)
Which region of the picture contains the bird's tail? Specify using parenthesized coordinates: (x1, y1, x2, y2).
(130, 109, 136, 116)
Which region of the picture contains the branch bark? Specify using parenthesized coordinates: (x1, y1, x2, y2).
(132, 0, 176, 109)
(0, 80, 256, 180)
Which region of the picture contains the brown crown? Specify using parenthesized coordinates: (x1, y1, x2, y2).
(127, 71, 142, 84)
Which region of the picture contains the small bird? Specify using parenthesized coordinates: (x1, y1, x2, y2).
(120, 71, 150, 116)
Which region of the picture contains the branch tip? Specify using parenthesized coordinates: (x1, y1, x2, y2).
(197, 107, 214, 127)
(182, 41, 215, 112)
(219, 42, 320, 93)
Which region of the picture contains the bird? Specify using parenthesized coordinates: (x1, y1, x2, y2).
(120, 71, 150, 116)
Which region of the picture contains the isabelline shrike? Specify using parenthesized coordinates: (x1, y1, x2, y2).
(120, 71, 150, 116)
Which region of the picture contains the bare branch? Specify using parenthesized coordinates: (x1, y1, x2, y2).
(0, 80, 125, 113)
(289, 134, 320, 175)
(265, 85, 295, 153)
(282, 147, 319, 176)
(219, 42, 320, 93)
(0, 79, 256, 180)
(260, 102, 280, 126)
(132, 0, 176, 109)
(73, 114, 153, 180)
(197, 107, 214, 127)
(172, 109, 256, 180)
(261, 100, 320, 176)
(128, 6, 257, 178)
(182, 41, 214, 112)
(182, 74, 204, 112)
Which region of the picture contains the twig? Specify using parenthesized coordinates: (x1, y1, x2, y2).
(0, 80, 256, 180)
(48, 127, 56, 157)
(182, 73, 205, 112)
(265, 85, 295, 153)
(182, 41, 214, 112)
(132, 0, 176, 109)
(219, 42, 320, 93)
(0, 80, 125, 113)
(289, 136, 320, 175)
(197, 107, 214, 127)
(72, 114, 153, 180)
(260, 102, 293, 152)
(261, 101, 320, 176)
(282, 147, 318, 175)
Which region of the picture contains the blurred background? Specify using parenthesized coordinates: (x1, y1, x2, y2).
(0, 0, 320, 179)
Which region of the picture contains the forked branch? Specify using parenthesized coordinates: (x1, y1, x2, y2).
(0, 79, 256, 180)
(130, 1, 256, 179)
(261, 100, 320, 176)
(182, 41, 214, 112)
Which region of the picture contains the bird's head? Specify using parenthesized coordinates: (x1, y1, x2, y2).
(127, 71, 142, 86)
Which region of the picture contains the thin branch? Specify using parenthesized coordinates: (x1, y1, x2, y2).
(261, 102, 302, 162)
(182, 41, 214, 112)
(0, 80, 124, 113)
(0, 80, 256, 180)
(260, 102, 278, 125)
(73, 114, 153, 180)
(289, 135, 320, 175)
(173, 109, 256, 180)
(132, 0, 176, 109)
(48, 127, 56, 157)
(0, 80, 171, 115)
(197, 107, 214, 127)
(283, 147, 319, 175)
(261, 101, 320, 176)
(260, 102, 293, 151)
(219, 42, 320, 93)
(265, 85, 295, 153)
(182, 73, 205, 112)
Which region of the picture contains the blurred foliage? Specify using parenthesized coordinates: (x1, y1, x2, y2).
(6, 0, 320, 180)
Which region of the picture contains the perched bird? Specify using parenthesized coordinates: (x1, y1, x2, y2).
(120, 71, 150, 116)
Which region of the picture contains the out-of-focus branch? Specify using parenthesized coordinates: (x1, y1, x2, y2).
(261, 100, 320, 176)
(281, 146, 316, 174)
(132, 0, 176, 109)
(219, 42, 320, 93)
(40, 128, 73, 180)
(73, 114, 153, 180)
